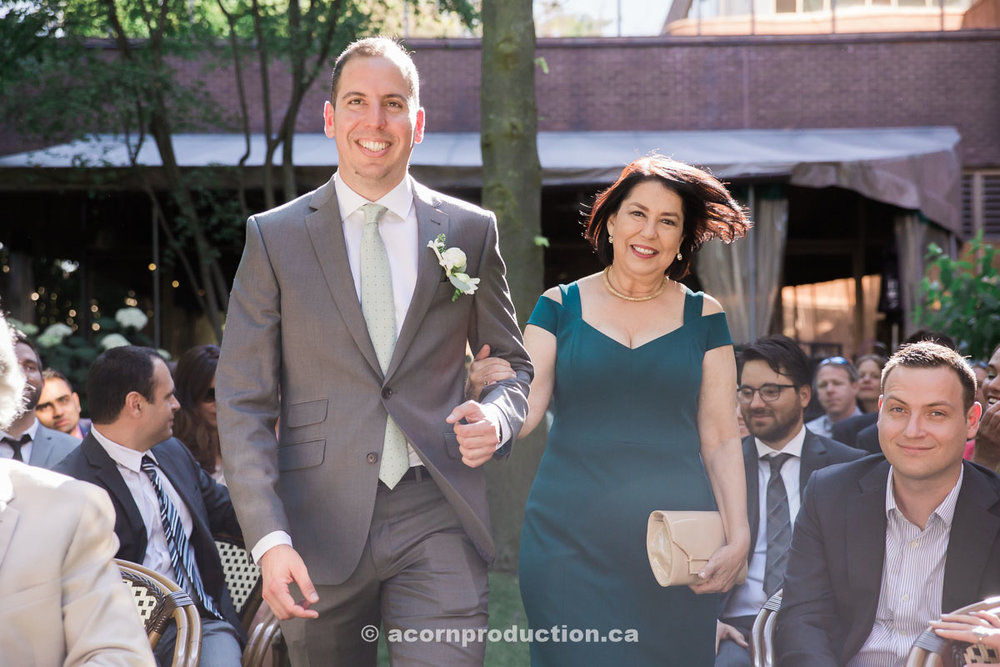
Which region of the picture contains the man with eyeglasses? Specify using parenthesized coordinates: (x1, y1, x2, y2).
(716, 335, 864, 667)
(806, 356, 863, 439)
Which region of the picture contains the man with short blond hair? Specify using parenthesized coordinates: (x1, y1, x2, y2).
(776, 341, 1000, 666)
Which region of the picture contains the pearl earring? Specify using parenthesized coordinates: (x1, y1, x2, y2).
(608, 235, 614, 243)
(676, 251, 682, 261)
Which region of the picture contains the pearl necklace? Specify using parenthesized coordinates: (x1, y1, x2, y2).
(602, 266, 668, 302)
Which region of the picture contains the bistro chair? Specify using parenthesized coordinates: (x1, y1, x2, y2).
(116, 558, 202, 667)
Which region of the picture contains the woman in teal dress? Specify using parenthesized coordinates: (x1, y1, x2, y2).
(471, 156, 752, 664)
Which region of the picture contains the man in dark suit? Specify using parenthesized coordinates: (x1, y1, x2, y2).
(716, 335, 864, 666)
(55, 346, 245, 666)
(215, 36, 531, 666)
(775, 341, 1000, 666)
(0, 333, 78, 469)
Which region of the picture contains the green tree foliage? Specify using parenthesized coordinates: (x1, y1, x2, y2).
(1, 0, 475, 341)
(913, 231, 1000, 360)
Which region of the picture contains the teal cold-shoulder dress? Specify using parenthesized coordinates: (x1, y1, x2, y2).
(518, 281, 733, 665)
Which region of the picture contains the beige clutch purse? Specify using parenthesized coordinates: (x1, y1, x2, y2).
(647, 510, 748, 587)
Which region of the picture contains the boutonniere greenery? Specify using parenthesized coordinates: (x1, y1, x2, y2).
(428, 234, 480, 302)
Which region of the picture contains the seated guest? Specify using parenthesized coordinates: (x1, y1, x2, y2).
(172, 344, 225, 485)
(1, 333, 79, 469)
(775, 341, 1000, 667)
(36, 368, 92, 440)
(716, 335, 864, 666)
(55, 345, 246, 666)
(971, 343, 1000, 472)
(0, 314, 154, 665)
(850, 332, 962, 454)
(805, 356, 862, 438)
(854, 354, 886, 414)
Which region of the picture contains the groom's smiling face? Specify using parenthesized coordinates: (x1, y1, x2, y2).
(324, 55, 425, 201)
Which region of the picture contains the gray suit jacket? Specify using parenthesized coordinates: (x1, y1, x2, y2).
(217, 176, 532, 585)
(29, 423, 80, 470)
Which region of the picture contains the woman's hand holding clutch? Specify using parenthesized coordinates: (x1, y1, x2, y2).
(689, 541, 750, 595)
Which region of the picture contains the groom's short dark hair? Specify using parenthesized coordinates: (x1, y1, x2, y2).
(330, 36, 420, 107)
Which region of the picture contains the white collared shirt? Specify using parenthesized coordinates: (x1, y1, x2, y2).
(0, 418, 39, 464)
(847, 466, 963, 667)
(723, 426, 806, 619)
(90, 427, 207, 594)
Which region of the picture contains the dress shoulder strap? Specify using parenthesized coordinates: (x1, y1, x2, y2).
(683, 286, 704, 324)
(562, 282, 583, 317)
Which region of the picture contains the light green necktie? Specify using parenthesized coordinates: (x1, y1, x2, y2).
(360, 203, 409, 489)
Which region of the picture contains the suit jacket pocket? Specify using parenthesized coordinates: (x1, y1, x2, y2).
(444, 432, 461, 460)
(286, 399, 328, 428)
(278, 439, 325, 471)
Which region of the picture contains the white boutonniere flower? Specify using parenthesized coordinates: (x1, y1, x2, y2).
(428, 233, 480, 302)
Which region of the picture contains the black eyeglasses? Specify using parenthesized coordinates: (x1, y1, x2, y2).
(737, 384, 797, 404)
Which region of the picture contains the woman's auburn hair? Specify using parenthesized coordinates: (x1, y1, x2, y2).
(583, 154, 752, 280)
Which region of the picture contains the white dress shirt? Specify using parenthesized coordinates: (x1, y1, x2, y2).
(0, 418, 38, 464)
(723, 426, 806, 619)
(90, 427, 212, 602)
(847, 466, 963, 667)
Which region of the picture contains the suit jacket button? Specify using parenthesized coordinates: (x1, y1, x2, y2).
(381, 387, 392, 399)
(367, 452, 379, 464)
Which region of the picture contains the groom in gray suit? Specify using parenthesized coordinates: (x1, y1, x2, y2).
(216, 36, 532, 665)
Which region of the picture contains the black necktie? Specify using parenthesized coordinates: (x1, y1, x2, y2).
(2, 434, 30, 462)
(764, 453, 793, 597)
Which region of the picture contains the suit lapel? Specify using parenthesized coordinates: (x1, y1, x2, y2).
(847, 461, 889, 624)
(29, 429, 52, 468)
(943, 462, 1000, 612)
(81, 436, 146, 549)
(0, 467, 17, 572)
(742, 437, 760, 557)
(386, 181, 448, 380)
(799, 430, 827, 495)
(152, 444, 208, 538)
(304, 178, 382, 377)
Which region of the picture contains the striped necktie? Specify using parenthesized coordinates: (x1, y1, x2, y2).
(359, 203, 410, 489)
(764, 453, 794, 597)
(140, 455, 222, 619)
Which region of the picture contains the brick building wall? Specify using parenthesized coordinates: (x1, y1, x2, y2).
(4, 31, 998, 169)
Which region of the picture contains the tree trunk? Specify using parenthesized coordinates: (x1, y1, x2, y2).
(480, 0, 545, 572)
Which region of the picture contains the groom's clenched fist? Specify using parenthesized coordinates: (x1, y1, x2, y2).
(447, 401, 501, 468)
